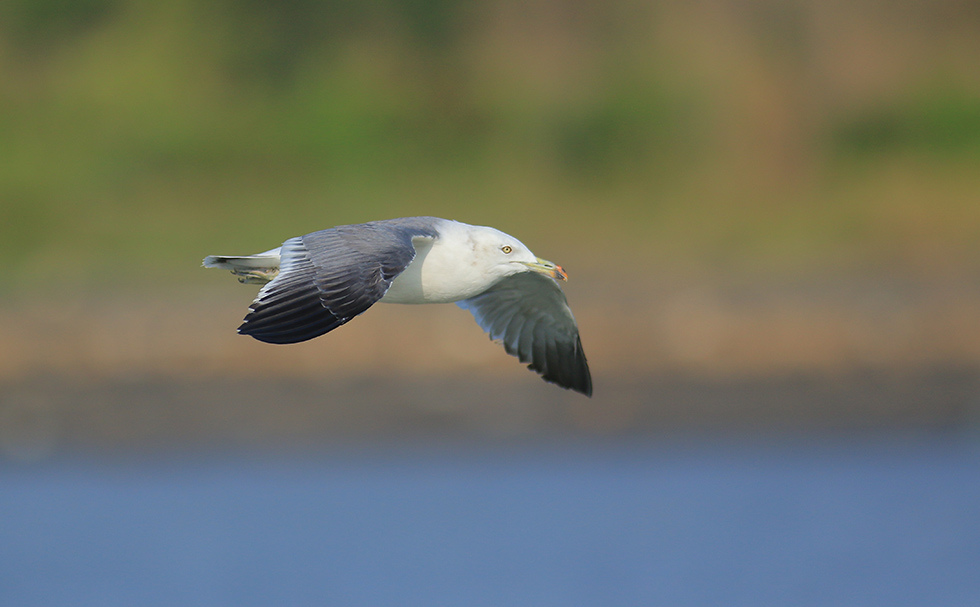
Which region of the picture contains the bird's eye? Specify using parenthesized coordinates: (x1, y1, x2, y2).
(501, 245, 513, 254)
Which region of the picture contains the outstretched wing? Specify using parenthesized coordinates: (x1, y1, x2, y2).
(239, 221, 437, 344)
(458, 271, 592, 396)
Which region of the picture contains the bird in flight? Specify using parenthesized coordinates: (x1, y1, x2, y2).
(204, 216, 591, 396)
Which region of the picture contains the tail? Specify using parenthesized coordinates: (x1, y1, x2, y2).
(203, 248, 281, 284)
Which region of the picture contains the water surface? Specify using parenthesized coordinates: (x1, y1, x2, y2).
(2, 435, 978, 606)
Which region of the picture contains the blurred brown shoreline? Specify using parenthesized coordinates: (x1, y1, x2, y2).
(3, 271, 979, 381)
(2, 271, 978, 456)
(3, 367, 977, 451)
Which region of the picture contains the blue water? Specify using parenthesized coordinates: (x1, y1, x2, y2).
(2, 436, 979, 606)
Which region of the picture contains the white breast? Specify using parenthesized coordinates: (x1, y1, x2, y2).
(380, 220, 500, 304)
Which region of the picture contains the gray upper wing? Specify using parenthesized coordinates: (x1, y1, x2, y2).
(238, 219, 438, 344)
(457, 271, 592, 396)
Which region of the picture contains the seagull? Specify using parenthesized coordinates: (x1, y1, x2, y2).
(204, 217, 592, 396)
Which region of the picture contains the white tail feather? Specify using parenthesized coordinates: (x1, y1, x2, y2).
(203, 248, 281, 284)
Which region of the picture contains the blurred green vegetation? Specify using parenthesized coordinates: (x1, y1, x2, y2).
(834, 86, 980, 156)
(1, 0, 979, 291)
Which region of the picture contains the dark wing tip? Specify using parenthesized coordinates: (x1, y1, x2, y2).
(570, 335, 593, 397)
(535, 369, 592, 396)
(237, 316, 340, 344)
(535, 334, 592, 396)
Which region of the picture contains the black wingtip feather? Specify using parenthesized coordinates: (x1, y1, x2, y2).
(539, 335, 592, 397)
(238, 316, 340, 344)
(572, 336, 593, 397)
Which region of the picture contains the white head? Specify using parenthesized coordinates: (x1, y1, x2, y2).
(468, 225, 568, 283)
(399, 219, 569, 304)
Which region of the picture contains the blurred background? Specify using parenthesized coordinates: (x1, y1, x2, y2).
(1, 1, 979, 605)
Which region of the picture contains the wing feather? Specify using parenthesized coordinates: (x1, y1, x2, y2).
(458, 271, 592, 396)
(238, 219, 438, 344)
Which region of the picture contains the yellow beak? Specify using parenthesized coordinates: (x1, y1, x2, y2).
(520, 257, 568, 281)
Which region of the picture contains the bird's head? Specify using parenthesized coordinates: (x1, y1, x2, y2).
(473, 227, 568, 282)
